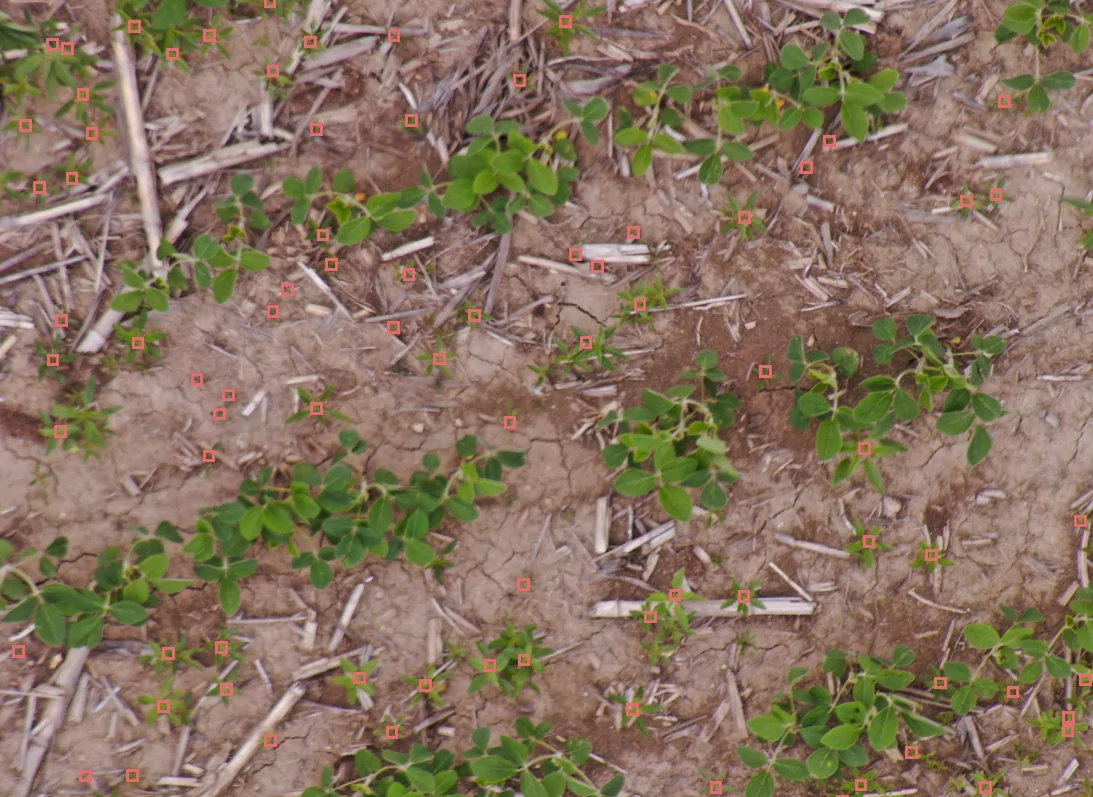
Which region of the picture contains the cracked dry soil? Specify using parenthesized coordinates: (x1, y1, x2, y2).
(2, 0, 1093, 795)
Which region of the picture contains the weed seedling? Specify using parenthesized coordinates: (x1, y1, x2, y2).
(137, 677, 195, 727)
(599, 350, 741, 522)
(527, 325, 627, 388)
(115, 0, 231, 71)
(284, 385, 352, 426)
(140, 638, 203, 676)
(330, 658, 377, 707)
(1061, 193, 1093, 253)
(951, 180, 1014, 218)
(995, 0, 1090, 112)
(844, 519, 893, 569)
(34, 334, 77, 385)
(909, 540, 955, 575)
(719, 190, 768, 241)
(616, 273, 681, 328)
(112, 309, 166, 366)
(607, 685, 663, 735)
(466, 622, 552, 698)
(539, 0, 603, 55)
(400, 662, 452, 709)
(630, 569, 701, 667)
(38, 375, 121, 460)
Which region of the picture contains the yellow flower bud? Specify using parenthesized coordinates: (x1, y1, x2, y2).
(354, 192, 366, 202)
(554, 130, 568, 141)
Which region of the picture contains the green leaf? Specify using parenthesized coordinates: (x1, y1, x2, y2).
(110, 291, 145, 313)
(838, 29, 865, 60)
(336, 217, 373, 246)
(263, 503, 295, 534)
(310, 559, 333, 589)
(613, 469, 657, 497)
(840, 102, 868, 142)
(736, 746, 768, 768)
(820, 724, 861, 750)
(211, 268, 238, 304)
(657, 485, 692, 522)
(747, 713, 787, 742)
(650, 133, 683, 154)
(466, 115, 494, 135)
(815, 418, 842, 461)
(108, 600, 148, 625)
(867, 706, 898, 750)
(1027, 84, 1050, 113)
(614, 127, 648, 147)
(1001, 74, 1036, 91)
(150, 0, 187, 30)
(951, 685, 977, 715)
(936, 411, 975, 436)
(332, 168, 355, 193)
(138, 553, 169, 581)
(745, 771, 775, 797)
(802, 86, 840, 107)
(520, 771, 549, 797)
(442, 179, 477, 212)
(153, 578, 192, 595)
(843, 80, 885, 107)
(780, 43, 809, 70)
(305, 166, 322, 195)
(218, 578, 241, 615)
(230, 174, 254, 196)
(525, 159, 558, 196)
(772, 758, 810, 781)
(971, 393, 1003, 423)
(796, 392, 831, 417)
(632, 144, 653, 176)
(470, 755, 519, 784)
(967, 425, 992, 466)
(404, 539, 435, 567)
(34, 602, 66, 646)
(893, 389, 920, 421)
(806, 747, 839, 779)
(1040, 70, 1076, 92)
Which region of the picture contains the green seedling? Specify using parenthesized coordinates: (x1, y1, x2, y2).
(630, 569, 701, 668)
(786, 314, 1006, 493)
(215, 173, 271, 232)
(951, 180, 1014, 218)
(527, 325, 627, 388)
(948, 772, 1010, 797)
(613, 64, 696, 178)
(112, 309, 166, 365)
(467, 622, 552, 698)
(995, 1, 1090, 112)
(140, 637, 203, 676)
(330, 658, 377, 707)
(284, 166, 419, 242)
(38, 375, 121, 460)
(909, 540, 954, 575)
(301, 720, 622, 797)
(0, 525, 192, 648)
(719, 190, 767, 241)
(415, 350, 454, 381)
(158, 230, 271, 305)
(607, 686, 663, 735)
(1061, 193, 1093, 252)
(616, 273, 681, 328)
(285, 385, 352, 426)
(401, 663, 452, 709)
(182, 431, 524, 614)
(539, 0, 603, 56)
(110, 260, 171, 314)
(721, 578, 766, 620)
(137, 676, 195, 727)
(599, 350, 741, 522)
(116, 0, 231, 71)
(844, 519, 892, 569)
(34, 334, 77, 385)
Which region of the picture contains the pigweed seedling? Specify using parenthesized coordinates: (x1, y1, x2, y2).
(38, 375, 121, 461)
(539, 0, 603, 55)
(1061, 193, 1093, 252)
(951, 180, 1014, 218)
(528, 325, 627, 388)
(415, 351, 454, 381)
(995, 0, 1090, 112)
(284, 166, 419, 241)
(607, 686, 662, 735)
(719, 190, 768, 242)
(615, 273, 681, 328)
(113, 309, 166, 366)
(909, 540, 955, 575)
(285, 385, 352, 426)
(137, 677, 195, 727)
(34, 334, 77, 384)
(630, 569, 701, 668)
(844, 519, 893, 569)
(466, 622, 552, 698)
(949, 773, 1009, 797)
(140, 638, 203, 676)
(215, 173, 271, 232)
(110, 260, 171, 314)
(613, 64, 694, 178)
(401, 662, 452, 709)
(116, 0, 231, 71)
(721, 578, 766, 619)
(599, 350, 741, 522)
(330, 658, 377, 707)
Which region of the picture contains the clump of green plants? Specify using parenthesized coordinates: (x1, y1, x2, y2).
(37, 375, 121, 461)
(783, 315, 1006, 493)
(182, 431, 524, 614)
(34, 334, 78, 384)
(299, 719, 623, 797)
(112, 309, 166, 366)
(283, 166, 419, 241)
(719, 190, 767, 241)
(330, 657, 377, 707)
(1062, 193, 1093, 252)
(995, 0, 1090, 112)
(137, 676, 195, 727)
(607, 686, 662, 735)
(464, 622, 552, 698)
(951, 180, 1014, 218)
(909, 540, 955, 574)
(630, 569, 701, 668)
(400, 662, 453, 709)
(539, 0, 603, 55)
(528, 325, 627, 388)
(599, 350, 741, 522)
(0, 524, 191, 647)
(116, 0, 231, 71)
(109, 259, 171, 314)
(613, 64, 700, 178)
(843, 519, 893, 569)
(615, 273, 680, 328)
(216, 173, 271, 232)
(160, 230, 271, 304)
(285, 385, 352, 427)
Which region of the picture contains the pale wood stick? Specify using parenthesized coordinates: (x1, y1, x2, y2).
(509, 0, 522, 41)
(0, 195, 109, 233)
(327, 582, 365, 652)
(158, 142, 287, 187)
(380, 236, 436, 263)
(589, 597, 816, 617)
(593, 496, 610, 555)
(596, 521, 675, 560)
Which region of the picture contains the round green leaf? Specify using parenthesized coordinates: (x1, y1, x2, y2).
(1040, 70, 1076, 92)
(217, 577, 242, 614)
(336, 217, 373, 245)
(967, 425, 992, 466)
(442, 179, 477, 212)
(951, 685, 977, 715)
(631, 144, 653, 176)
(525, 159, 558, 196)
(893, 389, 920, 420)
(796, 392, 831, 417)
(772, 758, 810, 781)
(1027, 83, 1050, 113)
(806, 747, 839, 779)
(34, 602, 66, 646)
(780, 43, 809, 70)
(613, 469, 657, 497)
(107, 600, 148, 625)
(936, 410, 975, 436)
(840, 102, 868, 142)
(470, 755, 518, 784)
(815, 418, 842, 461)
(867, 706, 898, 750)
(820, 724, 861, 750)
(745, 771, 774, 797)
(971, 393, 1003, 423)
(658, 485, 692, 522)
(211, 268, 238, 304)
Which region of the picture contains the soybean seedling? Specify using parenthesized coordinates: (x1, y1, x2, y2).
(284, 166, 419, 241)
(527, 325, 627, 388)
(215, 173, 271, 232)
(995, 0, 1090, 112)
(613, 64, 694, 178)
(539, 0, 603, 56)
(110, 260, 171, 314)
(630, 568, 701, 668)
(719, 190, 768, 242)
(158, 230, 271, 305)
(112, 309, 166, 366)
(467, 621, 552, 698)
(38, 375, 121, 461)
(1061, 193, 1093, 253)
(330, 658, 377, 707)
(599, 350, 741, 522)
(284, 385, 352, 426)
(844, 519, 893, 569)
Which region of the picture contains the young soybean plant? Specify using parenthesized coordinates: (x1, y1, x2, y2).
(995, 0, 1090, 112)
(599, 350, 741, 522)
(283, 166, 421, 243)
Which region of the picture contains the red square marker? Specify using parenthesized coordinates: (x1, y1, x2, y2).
(203, 29, 216, 43)
(822, 134, 837, 148)
(590, 260, 605, 274)
(978, 782, 992, 796)
(710, 783, 723, 795)
(309, 402, 324, 416)
(1063, 723, 1075, 738)
(85, 126, 99, 141)
(517, 653, 531, 667)
(933, 676, 947, 690)
(579, 336, 593, 350)
(222, 389, 235, 402)
(219, 682, 233, 696)
(1080, 673, 1093, 687)
(190, 372, 204, 387)
(46, 353, 61, 367)
(924, 548, 939, 563)
(12, 644, 26, 658)
(633, 297, 647, 312)
(799, 160, 814, 175)
(419, 678, 432, 692)
(516, 577, 531, 592)
(202, 450, 216, 463)
(388, 28, 400, 43)
(862, 534, 876, 549)
(503, 415, 517, 429)
(54, 313, 68, 328)
(857, 441, 872, 456)
(125, 769, 140, 783)
(157, 699, 171, 714)
(643, 610, 657, 624)
(127, 19, 141, 34)
(959, 194, 973, 209)
(385, 726, 398, 740)
(997, 94, 1011, 109)
(568, 247, 582, 261)
(855, 779, 868, 791)
(266, 64, 280, 79)
(1006, 685, 1019, 699)
(626, 225, 641, 240)
(402, 267, 416, 282)
(324, 257, 338, 272)
(989, 187, 1003, 202)
(758, 364, 773, 379)
(61, 42, 74, 56)
(404, 114, 419, 128)
(467, 308, 482, 323)
(737, 210, 751, 225)
(264, 0, 276, 7)
(54, 425, 68, 439)
(65, 171, 79, 186)
(1063, 710, 1076, 723)
(132, 336, 145, 350)
(737, 589, 750, 604)
(165, 48, 179, 61)
(76, 87, 90, 102)
(558, 14, 573, 28)
(1075, 515, 1088, 528)
(316, 228, 329, 241)
(432, 352, 446, 366)
(309, 122, 323, 137)
(213, 407, 227, 421)
(387, 320, 400, 334)
(625, 702, 640, 717)
(668, 588, 682, 602)
(78, 771, 93, 783)
(162, 647, 176, 661)
(214, 640, 229, 655)
(483, 658, 497, 672)
(513, 74, 527, 88)
(303, 35, 318, 49)
(263, 733, 277, 748)
(46, 38, 60, 51)
(33, 181, 46, 195)
(904, 745, 918, 760)
(351, 671, 368, 685)
(280, 282, 294, 297)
